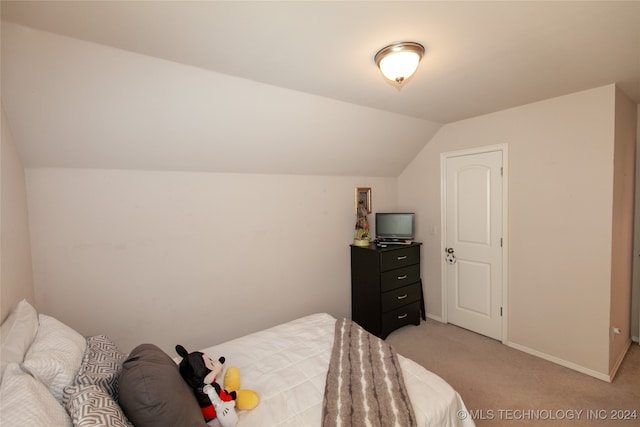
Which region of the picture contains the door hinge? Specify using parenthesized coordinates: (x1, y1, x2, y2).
(500, 307, 503, 317)
(500, 167, 503, 176)
(500, 238, 503, 247)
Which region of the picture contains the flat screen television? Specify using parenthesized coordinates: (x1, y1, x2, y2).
(375, 212, 415, 241)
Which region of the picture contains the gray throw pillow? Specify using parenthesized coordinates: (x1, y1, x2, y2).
(118, 343, 207, 427)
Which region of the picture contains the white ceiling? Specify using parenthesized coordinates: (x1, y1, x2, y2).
(1, 1, 639, 176)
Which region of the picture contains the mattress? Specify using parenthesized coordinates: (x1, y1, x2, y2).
(198, 313, 475, 427)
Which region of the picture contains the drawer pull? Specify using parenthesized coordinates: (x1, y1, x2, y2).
(397, 313, 408, 319)
(397, 275, 408, 280)
(397, 294, 408, 300)
(397, 255, 407, 260)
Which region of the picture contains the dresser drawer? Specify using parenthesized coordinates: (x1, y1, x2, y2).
(381, 264, 420, 292)
(381, 301, 421, 337)
(381, 282, 421, 312)
(380, 246, 420, 272)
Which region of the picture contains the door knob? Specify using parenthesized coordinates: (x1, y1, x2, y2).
(445, 247, 456, 264)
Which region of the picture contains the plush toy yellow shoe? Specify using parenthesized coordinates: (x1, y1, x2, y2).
(224, 366, 260, 411)
(235, 389, 260, 411)
(223, 367, 241, 391)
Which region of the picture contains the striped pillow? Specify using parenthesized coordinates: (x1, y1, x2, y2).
(63, 335, 125, 402)
(63, 335, 131, 427)
(65, 384, 132, 427)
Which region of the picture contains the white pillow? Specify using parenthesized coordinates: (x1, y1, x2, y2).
(0, 299, 39, 380)
(0, 362, 72, 426)
(23, 314, 87, 403)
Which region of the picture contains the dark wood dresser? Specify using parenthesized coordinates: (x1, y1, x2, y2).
(350, 242, 424, 338)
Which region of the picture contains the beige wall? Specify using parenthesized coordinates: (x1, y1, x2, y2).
(609, 89, 636, 374)
(632, 108, 640, 342)
(26, 168, 397, 354)
(1, 103, 35, 322)
(399, 85, 629, 379)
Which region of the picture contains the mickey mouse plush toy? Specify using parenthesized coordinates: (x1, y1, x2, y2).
(176, 345, 259, 427)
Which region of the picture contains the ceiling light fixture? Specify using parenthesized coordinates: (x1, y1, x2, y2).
(374, 42, 425, 87)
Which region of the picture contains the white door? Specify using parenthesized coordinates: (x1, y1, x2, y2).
(444, 149, 504, 341)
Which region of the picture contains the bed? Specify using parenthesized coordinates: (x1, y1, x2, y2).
(0, 300, 475, 427)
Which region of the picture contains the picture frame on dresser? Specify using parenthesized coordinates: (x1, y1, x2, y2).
(354, 187, 372, 213)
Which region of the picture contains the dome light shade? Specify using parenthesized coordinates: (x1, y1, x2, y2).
(374, 42, 425, 86)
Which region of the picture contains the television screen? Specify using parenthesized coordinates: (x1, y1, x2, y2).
(375, 213, 415, 240)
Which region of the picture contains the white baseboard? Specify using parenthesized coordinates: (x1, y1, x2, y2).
(425, 313, 444, 323)
(632, 335, 639, 343)
(506, 341, 612, 382)
(609, 339, 632, 380)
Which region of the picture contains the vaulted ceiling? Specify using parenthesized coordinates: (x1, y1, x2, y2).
(2, 1, 639, 176)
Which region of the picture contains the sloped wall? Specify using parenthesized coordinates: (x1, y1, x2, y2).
(1, 21, 440, 178)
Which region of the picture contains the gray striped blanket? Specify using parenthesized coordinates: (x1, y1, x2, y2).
(322, 318, 417, 427)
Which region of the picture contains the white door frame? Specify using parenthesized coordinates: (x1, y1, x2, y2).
(440, 144, 509, 344)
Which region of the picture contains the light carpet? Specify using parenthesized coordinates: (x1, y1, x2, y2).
(386, 319, 640, 427)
